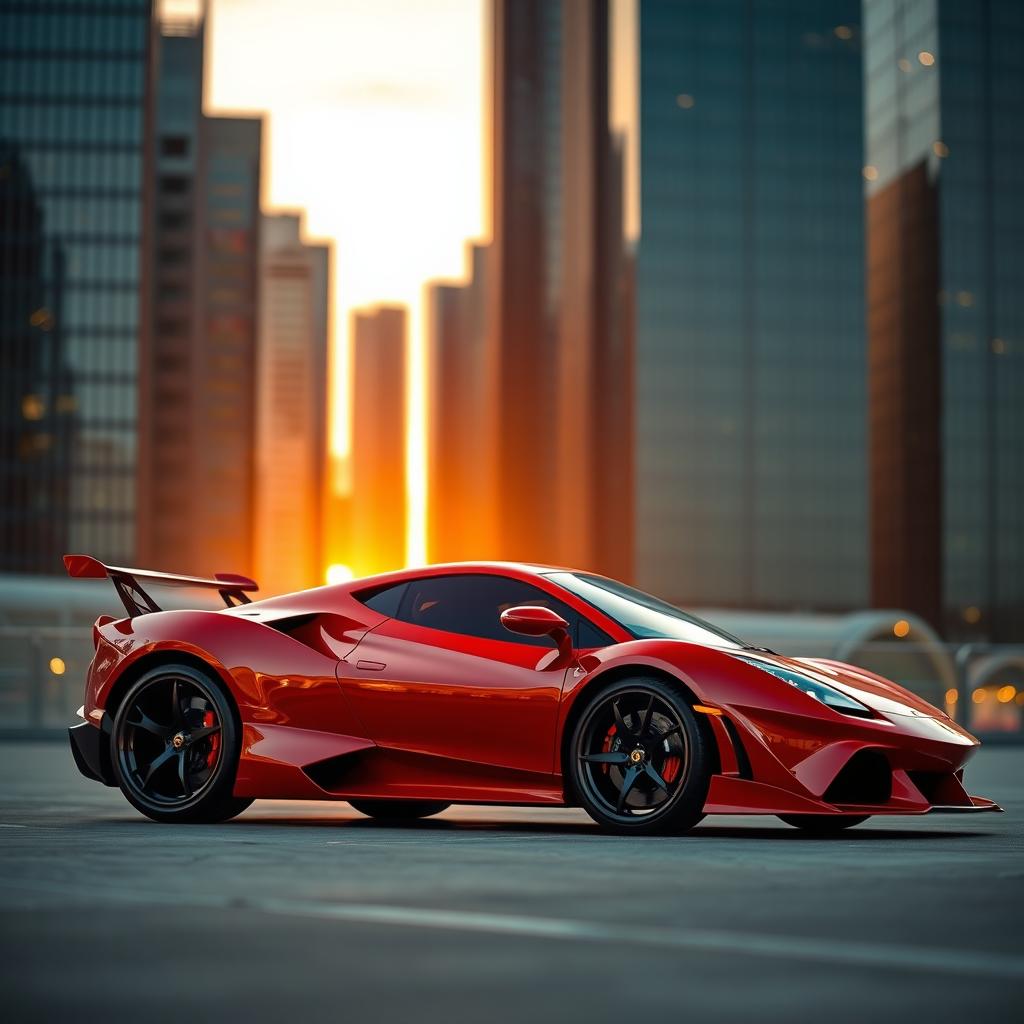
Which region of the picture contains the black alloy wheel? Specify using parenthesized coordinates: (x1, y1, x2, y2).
(348, 800, 451, 821)
(569, 676, 711, 835)
(111, 664, 252, 823)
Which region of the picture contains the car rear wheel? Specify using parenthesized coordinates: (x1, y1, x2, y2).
(778, 814, 870, 833)
(348, 799, 450, 821)
(111, 664, 252, 824)
(568, 676, 711, 835)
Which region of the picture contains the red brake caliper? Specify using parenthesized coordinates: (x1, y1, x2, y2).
(600, 724, 617, 773)
(203, 710, 220, 768)
(604, 723, 678, 782)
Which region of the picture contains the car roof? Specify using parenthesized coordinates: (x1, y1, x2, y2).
(236, 561, 629, 642)
(340, 561, 579, 592)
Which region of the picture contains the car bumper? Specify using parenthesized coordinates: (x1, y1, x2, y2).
(69, 720, 116, 786)
(703, 703, 1001, 817)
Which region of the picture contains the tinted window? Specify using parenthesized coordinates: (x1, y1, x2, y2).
(579, 619, 614, 649)
(546, 572, 747, 649)
(359, 582, 408, 618)
(395, 574, 587, 647)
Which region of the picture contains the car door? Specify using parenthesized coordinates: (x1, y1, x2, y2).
(337, 573, 591, 775)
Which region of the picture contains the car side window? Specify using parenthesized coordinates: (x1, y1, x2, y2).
(358, 582, 408, 618)
(394, 574, 587, 648)
(579, 618, 614, 650)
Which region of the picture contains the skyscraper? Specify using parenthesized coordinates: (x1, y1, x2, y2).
(0, 0, 155, 572)
(426, 243, 492, 563)
(864, 0, 1024, 640)
(554, 1, 632, 581)
(630, 0, 867, 610)
(486, 0, 562, 565)
(139, 12, 204, 572)
(255, 212, 330, 596)
(137, 12, 262, 578)
(195, 115, 262, 575)
(486, 0, 629, 574)
(351, 305, 407, 577)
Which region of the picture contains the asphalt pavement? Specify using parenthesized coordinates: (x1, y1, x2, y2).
(0, 739, 1021, 1023)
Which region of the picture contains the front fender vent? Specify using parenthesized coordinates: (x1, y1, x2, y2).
(720, 716, 753, 779)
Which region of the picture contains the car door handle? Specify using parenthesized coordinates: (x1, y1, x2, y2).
(356, 660, 386, 672)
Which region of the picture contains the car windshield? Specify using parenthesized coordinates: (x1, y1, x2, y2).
(546, 572, 749, 650)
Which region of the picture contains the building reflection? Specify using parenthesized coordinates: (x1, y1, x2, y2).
(628, 0, 867, 612)
(865, 0, 1024, 643)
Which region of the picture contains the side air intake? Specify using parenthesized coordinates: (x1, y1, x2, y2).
(823, 749, 892, 806)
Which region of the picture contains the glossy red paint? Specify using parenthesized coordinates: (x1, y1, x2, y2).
(68, 557, 1000, 822)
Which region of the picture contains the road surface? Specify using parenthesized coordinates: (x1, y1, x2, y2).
(1, 740, 1021, 1022)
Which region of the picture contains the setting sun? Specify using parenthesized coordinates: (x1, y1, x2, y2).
(325, 563, 355, 585)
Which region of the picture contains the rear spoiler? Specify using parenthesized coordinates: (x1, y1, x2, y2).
(63, 553, 258, 618)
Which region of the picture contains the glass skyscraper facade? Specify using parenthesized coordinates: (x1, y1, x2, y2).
(865, 0, 1024, 640)
(0, 0, 153, 572)
(139, 18, 203, 569)
(633, 0, 866, 610)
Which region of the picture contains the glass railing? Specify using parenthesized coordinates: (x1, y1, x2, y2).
(0, 626, 95, 732)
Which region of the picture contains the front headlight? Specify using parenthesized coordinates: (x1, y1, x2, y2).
(733, 655, 874, 718)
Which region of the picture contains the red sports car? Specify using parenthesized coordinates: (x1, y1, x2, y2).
(65, 554, 1000, 834)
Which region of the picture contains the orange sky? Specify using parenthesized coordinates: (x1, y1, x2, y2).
(204, 0, 487, 566)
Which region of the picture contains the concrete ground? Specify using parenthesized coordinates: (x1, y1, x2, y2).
(0, 740, 1021, 1023)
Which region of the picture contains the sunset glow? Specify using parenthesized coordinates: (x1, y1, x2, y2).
(206, 0, 486, 566)
(325, 563, 355, 585)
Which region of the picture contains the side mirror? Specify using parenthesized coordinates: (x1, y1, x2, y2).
(500, 605, 572, 664)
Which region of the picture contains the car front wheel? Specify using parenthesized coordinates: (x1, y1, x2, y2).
(568, 676, 711, 835)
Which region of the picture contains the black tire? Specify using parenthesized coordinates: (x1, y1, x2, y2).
(348, 799, 451, 821)
(110, 663, 252, 824)
(778, 814, 870, 833)
(568, 676, 711, 835)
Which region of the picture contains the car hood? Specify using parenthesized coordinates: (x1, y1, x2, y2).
(737, 651, 946, 719)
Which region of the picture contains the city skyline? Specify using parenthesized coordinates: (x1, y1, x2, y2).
(1, 0, 1022, 648)
(3, 10, 1023, 1009)
(206, 0, 486, 566)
